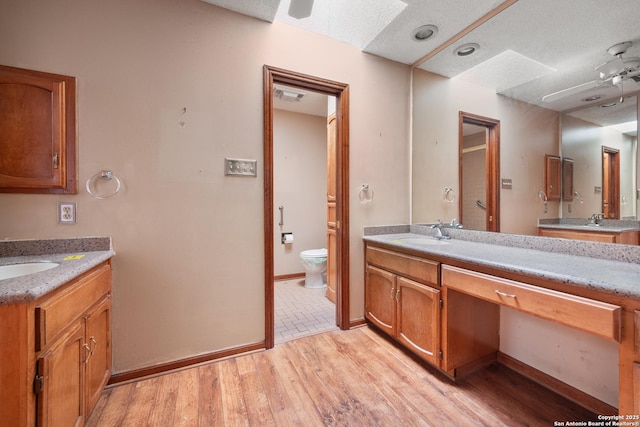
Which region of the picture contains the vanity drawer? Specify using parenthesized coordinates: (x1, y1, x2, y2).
(442, 265, 621, 342)
(35, 263, 112, 351)
(366, 246, 439, 286)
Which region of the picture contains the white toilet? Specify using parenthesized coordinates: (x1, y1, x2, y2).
(299, 248, 328, 289)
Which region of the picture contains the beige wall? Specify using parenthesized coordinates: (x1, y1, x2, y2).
(412, 69, 560, 234)
(0, 0, 410, 372)
(273, 109, 327, 277)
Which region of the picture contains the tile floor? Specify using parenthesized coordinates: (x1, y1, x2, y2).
(274, 278, 338, 344)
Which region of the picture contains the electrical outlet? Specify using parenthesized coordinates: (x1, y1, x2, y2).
(58, 202, 76, 224)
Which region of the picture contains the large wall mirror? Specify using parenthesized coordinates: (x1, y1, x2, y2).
(561, 96, 637, 220)
(411, 0, 639, 238)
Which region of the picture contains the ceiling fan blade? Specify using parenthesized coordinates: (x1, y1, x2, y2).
(595, 57, 625, 79)
(288, 0, 314, 19)
(541, 80, 603, 103)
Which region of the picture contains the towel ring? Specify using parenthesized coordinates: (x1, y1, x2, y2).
(86, 170, 121, 199)
(443, 187, 456, 203)
(359, 184, 374, 203)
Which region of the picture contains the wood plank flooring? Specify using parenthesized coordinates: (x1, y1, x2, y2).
(87, 326, 599, 426)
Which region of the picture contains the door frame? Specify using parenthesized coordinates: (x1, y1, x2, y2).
(602, 146, 620, 219)
(263, 65, 350, 349)
(459, 111, 500, 231)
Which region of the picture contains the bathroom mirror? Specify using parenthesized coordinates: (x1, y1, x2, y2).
(561, 96, 637, 220)
(410, 0, 639, 236)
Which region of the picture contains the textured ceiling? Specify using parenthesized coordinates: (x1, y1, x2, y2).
(201, 0, 640, 127)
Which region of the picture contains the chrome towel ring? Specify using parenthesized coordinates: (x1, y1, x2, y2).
(86, 170, 121, 199)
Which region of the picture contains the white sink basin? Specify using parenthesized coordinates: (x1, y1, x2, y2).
(0, 262, 60, 281)
(395, 237, 450, 246)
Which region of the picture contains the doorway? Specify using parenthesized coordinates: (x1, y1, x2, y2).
(459, 112, 500, 232)
(263, 66, 350, 349)
(602, 146, 620, 219)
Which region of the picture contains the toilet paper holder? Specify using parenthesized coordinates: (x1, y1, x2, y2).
(281, 232, 294, 244)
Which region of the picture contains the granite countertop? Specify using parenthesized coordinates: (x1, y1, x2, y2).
(537, 223, 640, 232)
(363, 231, 640, 300)
(0, 237, 115, 305)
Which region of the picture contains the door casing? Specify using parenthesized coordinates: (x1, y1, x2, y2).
(263, 65, 350, 349)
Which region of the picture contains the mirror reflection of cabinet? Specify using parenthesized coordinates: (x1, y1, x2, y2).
(562, 158, 574, 202)
(544, 155, 561, 201)
(0, 65, 77, 194)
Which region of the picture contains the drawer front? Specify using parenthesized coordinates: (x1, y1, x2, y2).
(366, 246, 439, 286)
(442, 265, 621, 343)
(36, 263, 112, 351)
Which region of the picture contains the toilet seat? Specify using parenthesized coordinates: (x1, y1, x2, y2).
(300, 248, 327, 258)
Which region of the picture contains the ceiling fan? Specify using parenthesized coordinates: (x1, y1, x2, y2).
(542, 41, 640, 103)
(288, 0, 315, 19)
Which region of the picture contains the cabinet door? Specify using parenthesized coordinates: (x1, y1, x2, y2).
(36, 323, 85, 427)
(544, 154, 561, 201)
(365, 265, 396, 335)
(0, 65, 77, 193)
(396, 277, 441, 367)
(84, 296, 111, 417)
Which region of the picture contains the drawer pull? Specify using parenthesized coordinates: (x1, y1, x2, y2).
(396, 289, 400, 303)
(495, 290, 517, 298)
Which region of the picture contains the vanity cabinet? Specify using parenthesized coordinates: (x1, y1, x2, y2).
(0, 260, 112, 427)
(538, 227, 640, 244)
(0, 65, 77, 194)
(365, 246, 441, 367)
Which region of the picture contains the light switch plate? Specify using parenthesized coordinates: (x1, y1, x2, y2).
(58, 202, 76, 224)
(225, 158, 257, 177)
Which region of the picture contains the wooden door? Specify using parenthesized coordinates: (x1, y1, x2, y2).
(326, 114, 337, 304)
(602, 147, 620, 219)
(396, 277, 441, 367)
(84, 296, 111, 417)
(36, 323, 85, 427)
(365, 265, 396, 335)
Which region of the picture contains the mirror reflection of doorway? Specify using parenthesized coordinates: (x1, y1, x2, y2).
(459, 112, 500, 232)
(461, 123, 487, 230)
(602, 146, 620, 219)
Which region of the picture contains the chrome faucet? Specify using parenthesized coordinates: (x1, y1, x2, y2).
(449, 218, 463, 229)
(431, 220, 451, 240)
(588, 213, 603, 225)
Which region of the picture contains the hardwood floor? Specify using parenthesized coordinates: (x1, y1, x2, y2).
(87, 326, 598, 426)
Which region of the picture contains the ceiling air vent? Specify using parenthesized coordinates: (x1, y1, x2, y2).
(274, 88, 305, 101)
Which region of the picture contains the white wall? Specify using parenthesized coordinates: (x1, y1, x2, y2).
(0, 0, 411, 373)
(273, 109, 327, 277)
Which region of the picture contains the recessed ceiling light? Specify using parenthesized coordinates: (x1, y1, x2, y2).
(411, 25, 438, 42)
(581, 95, 603, 102)
(454, 43, 479, 57)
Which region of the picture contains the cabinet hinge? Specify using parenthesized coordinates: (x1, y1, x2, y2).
(34, 374, 44, 394)
(52, 152, 59, 169)
(439, 299, 443, 309)
(439, 350, 443, 360)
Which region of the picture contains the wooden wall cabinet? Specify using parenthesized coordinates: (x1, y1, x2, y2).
(0, 65, 77, 194)
(562, 158, 574, 201)
(365, 246, 441, 367)
(0, 261, 111, 426)
(544, 154, 561, 201)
